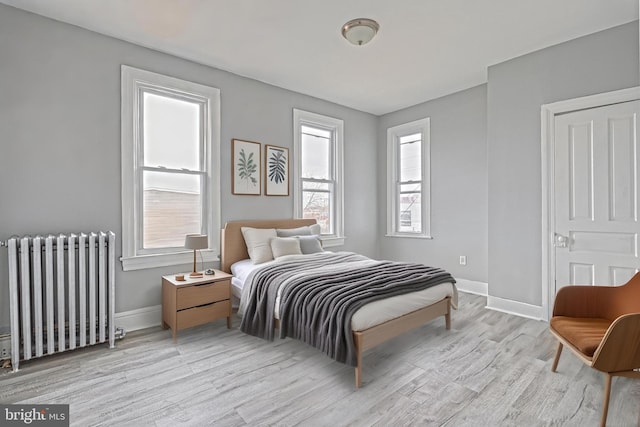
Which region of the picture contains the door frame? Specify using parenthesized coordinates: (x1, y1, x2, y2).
(541, 86, 640, 321)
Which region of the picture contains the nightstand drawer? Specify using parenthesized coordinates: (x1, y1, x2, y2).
(177, 301, 229, 330)
(176, 280, 230, 310)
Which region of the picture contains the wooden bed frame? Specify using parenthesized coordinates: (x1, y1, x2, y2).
(220, 219, 452, 387)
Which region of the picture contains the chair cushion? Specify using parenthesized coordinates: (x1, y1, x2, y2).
(550, 316, 612, 357)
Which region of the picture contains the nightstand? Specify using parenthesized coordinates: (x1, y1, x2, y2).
(162, 269, 233, 341)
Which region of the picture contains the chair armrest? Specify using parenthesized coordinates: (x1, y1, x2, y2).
(552, 285, 618, 318)
(592, 313, 640, 373)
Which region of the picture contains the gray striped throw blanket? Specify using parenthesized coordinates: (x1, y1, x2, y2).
(239, 252, 455, 366)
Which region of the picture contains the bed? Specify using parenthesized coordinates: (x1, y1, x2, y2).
(221, 219, 457, 387)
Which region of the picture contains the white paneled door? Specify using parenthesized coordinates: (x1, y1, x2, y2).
(554, 100, 640, 294)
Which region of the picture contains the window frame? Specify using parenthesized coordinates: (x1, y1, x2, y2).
(386, 118, 431, 239)
(293, 109, 345, 247)
(121, 65, 221, 271)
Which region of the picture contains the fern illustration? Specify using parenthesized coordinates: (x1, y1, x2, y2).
(268, 149, 287, 184)
(237, 149, 257, 189)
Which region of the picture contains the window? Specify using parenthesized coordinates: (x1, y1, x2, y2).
(121, 66, 220, 271)
(293, 109, 344, 246)
(387, 118, 431, 238)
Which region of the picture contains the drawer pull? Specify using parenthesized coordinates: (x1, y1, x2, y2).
(177, 300, 228, 312)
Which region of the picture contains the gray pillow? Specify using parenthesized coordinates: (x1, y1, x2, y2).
(276, 226, 312, 237)
(297, 235, 323, 254)
(276, 224, 321, 237)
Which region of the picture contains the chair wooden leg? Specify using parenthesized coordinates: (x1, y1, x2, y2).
(445, 311, 451, 330)
(600, 373, 612, 427)
(551, 342, 563, 372)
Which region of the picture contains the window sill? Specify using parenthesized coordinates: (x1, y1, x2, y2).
(385, 234, 433, 240)
(121, 249, 219, 271)
(321, 236, 346, 248)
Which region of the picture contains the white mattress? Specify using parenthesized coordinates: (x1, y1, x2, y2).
(231, 258, 457, 332)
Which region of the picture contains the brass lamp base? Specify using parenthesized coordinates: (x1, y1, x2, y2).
(189, 247, 203, 278)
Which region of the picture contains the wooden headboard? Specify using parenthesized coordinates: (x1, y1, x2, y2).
(220, 218, 317, 273)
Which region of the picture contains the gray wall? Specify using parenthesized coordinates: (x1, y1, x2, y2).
(0, 3, 638, 332)
(375, 21, 639, 309)
(487, 21, 639, 306)
(377, 85, 488, 283)
(0, 5, 378, 328)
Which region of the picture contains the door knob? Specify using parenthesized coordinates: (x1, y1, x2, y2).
(555, 233, 569, 248)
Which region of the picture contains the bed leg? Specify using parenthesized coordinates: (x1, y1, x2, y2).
(354, 333, 363, 388)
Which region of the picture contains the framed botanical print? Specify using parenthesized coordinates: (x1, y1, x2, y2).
(265, 144, 289, 196)
(232, 139, 261, 195)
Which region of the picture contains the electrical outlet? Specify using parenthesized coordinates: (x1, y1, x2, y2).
(459, 255, 467, 266)
(0, 335, 11, 360)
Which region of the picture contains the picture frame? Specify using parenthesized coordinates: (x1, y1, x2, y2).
(265, 144, 289, 196)
(232, 139, 261, 195)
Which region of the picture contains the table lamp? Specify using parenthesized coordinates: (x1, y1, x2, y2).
(184, 234, 207, 278)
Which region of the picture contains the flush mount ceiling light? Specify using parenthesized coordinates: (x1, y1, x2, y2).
(341, 18, 379, 46)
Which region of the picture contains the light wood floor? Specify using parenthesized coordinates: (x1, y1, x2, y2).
(1, 292, 639, 426)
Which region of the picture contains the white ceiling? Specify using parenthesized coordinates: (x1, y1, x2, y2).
(2, 0, 637, 115)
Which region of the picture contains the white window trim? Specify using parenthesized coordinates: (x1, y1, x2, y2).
(386, 118, 431, 239)
(293, 109, 345, 247)
(121, 65, 221, 271)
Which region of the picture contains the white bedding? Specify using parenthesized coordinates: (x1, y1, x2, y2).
(231, 255, 457, 332)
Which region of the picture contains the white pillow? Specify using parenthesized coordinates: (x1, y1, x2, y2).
(241, 227, 277, 264)
(270, 237, 302, 259)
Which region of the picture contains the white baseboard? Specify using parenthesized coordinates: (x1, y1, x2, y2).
(455, 278, 488, 296)
(115, 305, 162, 333)
(0, 334, 11, 360)
(0, 307, 161, 355)
(486, 295, 544, 321)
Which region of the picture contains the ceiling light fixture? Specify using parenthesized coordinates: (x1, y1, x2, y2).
(341, 18, 379, 46)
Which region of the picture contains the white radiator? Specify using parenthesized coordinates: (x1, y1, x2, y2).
(7, 232, 117, 371)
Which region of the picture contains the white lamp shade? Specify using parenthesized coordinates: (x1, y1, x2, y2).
(184, 234, 208, 250)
